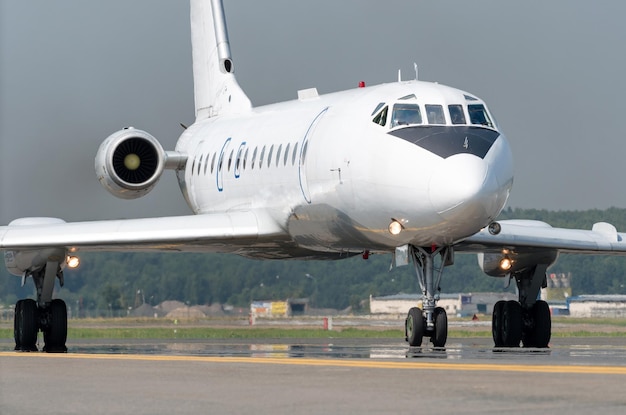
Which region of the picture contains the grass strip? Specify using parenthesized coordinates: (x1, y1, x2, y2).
(2, 316, 626, 340)
(0, 327, 406, 340)
(2, 327, 626, 340)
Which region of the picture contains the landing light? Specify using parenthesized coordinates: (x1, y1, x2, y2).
(499, 256, 513, 271)
(388, 220, 403, 235)
(66, 256, 80, 269)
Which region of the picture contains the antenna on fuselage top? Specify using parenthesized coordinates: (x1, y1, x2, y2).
(399, 63, 419, 82)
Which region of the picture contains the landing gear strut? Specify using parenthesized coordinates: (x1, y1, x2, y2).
(405, 245, 452, 347)
(14, 261, 68, 352)
(491, 265, 551, 348)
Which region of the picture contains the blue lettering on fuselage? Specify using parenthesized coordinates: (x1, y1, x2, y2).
(216, 137, 231, 192)
(234, 141, 246, 179)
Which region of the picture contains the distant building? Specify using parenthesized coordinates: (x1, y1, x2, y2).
(369, 292, 516, 317)
(568, 295, 626, 318)
(250, 299, 309, 317)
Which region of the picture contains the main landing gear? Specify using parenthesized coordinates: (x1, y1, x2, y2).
(405, 246, 452, 348)
(404, 246, 552, 349)
(492, 265, 551, 348)
(14, 261, 68, 352)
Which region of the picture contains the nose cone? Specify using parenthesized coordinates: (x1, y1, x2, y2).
(428, 153, 506, 224)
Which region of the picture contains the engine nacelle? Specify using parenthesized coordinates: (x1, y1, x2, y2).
(95, 127, 166, 199)
(3, 218, 68, 277)
(478, 250, 559, 277)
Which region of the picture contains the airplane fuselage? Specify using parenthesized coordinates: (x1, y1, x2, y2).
(175, 80, 514, 255)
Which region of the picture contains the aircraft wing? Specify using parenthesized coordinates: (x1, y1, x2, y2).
(0, 210, 286, 253)
(456, 219, 626, 255)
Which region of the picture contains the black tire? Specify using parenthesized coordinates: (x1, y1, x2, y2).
(43, 299, 68, 353)
(502, 301, 522, 347)
(406, 307, 424, 347)
(14, 300, 23, 350)
(524, 300, 551, 348)
(14, 299, 38, 352)
(432, 307, 448, 347)
(492, 300, 506, 347)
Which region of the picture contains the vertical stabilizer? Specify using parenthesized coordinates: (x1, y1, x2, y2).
(190, 0, 252, 119)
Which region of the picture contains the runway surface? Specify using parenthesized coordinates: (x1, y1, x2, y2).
(2, 337, 626, 414)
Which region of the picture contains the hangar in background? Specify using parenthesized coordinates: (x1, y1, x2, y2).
(568, 295, 626, 318)
(369, 292, 517, 317)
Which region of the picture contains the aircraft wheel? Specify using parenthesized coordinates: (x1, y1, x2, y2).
(43, 299, 68, 353)
(406, 307, 424, 347)
(14, 299, 38, 352)
(502, 301, 522, 347)
(492, 300, 506, 347)
(431, 307, 448, 347)
(523, 300, 551, 348)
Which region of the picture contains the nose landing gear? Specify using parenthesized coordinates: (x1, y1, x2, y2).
(405, 245, 452, 347)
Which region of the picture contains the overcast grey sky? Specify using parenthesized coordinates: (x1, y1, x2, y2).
(2, 1, 626, 224)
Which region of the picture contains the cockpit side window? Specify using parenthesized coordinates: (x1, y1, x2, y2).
(372, 106, 388, 126)
(391, 103, 422, 127)
(448, 105, 466, 125)
(468, 104, 494, 127)
(371, 102, 385, 116)
(425, 104, 445, 125)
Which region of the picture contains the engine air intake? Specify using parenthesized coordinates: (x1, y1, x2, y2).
(95, 128, 166, 199)
(112, 137, 159, 184)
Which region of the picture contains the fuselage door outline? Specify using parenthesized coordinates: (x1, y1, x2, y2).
(299, 107, 329, 203)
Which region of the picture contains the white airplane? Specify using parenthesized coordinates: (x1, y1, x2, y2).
(3, 0, 626, 353)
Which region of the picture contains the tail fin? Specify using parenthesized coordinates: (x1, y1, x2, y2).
(190, 0, 252, 119)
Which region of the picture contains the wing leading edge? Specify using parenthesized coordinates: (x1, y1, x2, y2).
(457, 219, 626, 255)
(0, 210, 287, 253)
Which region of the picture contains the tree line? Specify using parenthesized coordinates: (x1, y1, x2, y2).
(2, 207, 626, 311)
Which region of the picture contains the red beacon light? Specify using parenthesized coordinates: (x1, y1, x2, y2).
(358, 81, 366, 88)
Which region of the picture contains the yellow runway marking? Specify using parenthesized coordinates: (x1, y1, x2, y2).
(2, 352, 626, 375)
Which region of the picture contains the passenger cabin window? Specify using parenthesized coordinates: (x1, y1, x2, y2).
(425, 104, 445, 124)
(448, 105, 466, 125)
(301, 141, 309, 164)
(276, 144, 282, 167)
(235, 148, 243, 171)
(468, 104, 494, 128)
(259, 146, 266, 169)
(284, 143, 290, 166)
(267, 145, 274, 168)
(217, 153, 224, 172)
(251, 147, 258, 169)
(291, 142, 299, 165)
(197, 154, 203, 175)
(391, 103, 422, 127)
(227, 149, 234, 171)
(372, 106, 388, 126)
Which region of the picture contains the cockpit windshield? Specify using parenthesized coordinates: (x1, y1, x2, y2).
(391, 103, 422, 127)
(372, 100, 496, 130)
(448, 105, 466, 124)
(468, 104, 494, 128)
(425, 105, 445, 125)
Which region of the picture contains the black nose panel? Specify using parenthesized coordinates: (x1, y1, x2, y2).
(388, 126, 500, 159)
